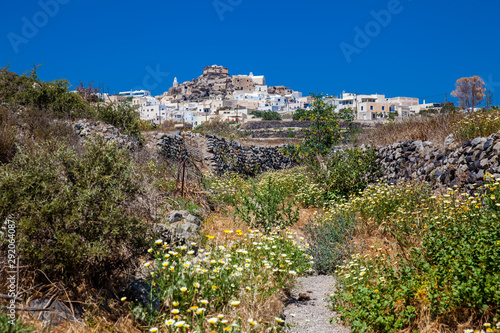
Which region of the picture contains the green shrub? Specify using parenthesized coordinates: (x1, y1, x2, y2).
(316, 148, 380, 199)
(304, 213, 355, 274)
(234, 175, 299, 231)
(0, 107, 17, 164)
(249, 110, 282, 121)
(0, 137, 147, 285)
(292, 108, 310, 121)
(0, 314, 34, 333)
(0, 66, 92, 119)
(286, 131, 295, 138)
(96, 102, 142, 138)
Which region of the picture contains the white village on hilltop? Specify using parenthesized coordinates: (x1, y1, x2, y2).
(99, 65, 443, 126)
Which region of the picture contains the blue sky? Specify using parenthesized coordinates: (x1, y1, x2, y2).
(2, 0, 500, 104)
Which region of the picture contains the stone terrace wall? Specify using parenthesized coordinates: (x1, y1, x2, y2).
(240, 121, 312, 130)
(156, 133, 189, 161)
(369, 132, 500, 192)
(156, 133, 297, 176)
(205, 135, 297, 176)
(68, 120, 142, 151)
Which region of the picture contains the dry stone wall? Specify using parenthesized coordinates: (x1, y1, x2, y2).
(156, 133, 297, 176)
(367, 132, 500, 192)
(68, 120, 142, 151)
(204, 135, 297, 176)
(156, 133, 189, 161)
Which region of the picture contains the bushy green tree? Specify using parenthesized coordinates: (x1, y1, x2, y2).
(250, 110, 282, 120)
(440, 102, 458, 113)
(299, 94, 343, 158)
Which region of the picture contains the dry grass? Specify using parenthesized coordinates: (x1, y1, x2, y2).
(202, 207, 320, 242)
(355, 114, 461, 147)
(17, 311, 141, 333)
(198, 207, 317, 329)
(0, 264, 141, 332)
(239, 137, 304, 146)
(157, 120, 178, 132)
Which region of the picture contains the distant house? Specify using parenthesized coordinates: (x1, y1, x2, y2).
(139, 104, 168, 123)
(118, 90, 151, 98)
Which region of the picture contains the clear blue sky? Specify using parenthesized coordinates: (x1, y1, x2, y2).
(2, 0, 500, 104)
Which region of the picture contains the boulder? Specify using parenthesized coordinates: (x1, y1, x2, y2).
(127, 279, 161, 312)
(166, 210, 201, 226)
(29, 299, 83, 327)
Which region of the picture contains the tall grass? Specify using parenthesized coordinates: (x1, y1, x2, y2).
(356, 114, 459, 146)
(356, 109, 500, 147)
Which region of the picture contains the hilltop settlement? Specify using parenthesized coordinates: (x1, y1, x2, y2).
(96, 64, 442, 126)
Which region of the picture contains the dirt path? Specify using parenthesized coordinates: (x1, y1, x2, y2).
(283, 275, 350, 333)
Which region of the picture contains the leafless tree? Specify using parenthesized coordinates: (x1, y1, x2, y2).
(76, 81, 99, 103)
(451, 76, 486, 111)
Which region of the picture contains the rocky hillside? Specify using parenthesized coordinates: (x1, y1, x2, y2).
(166, 68, 234, 102)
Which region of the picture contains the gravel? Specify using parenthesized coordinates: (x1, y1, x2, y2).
(283, 275, 350, 333)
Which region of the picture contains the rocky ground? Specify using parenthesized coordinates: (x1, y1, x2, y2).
(283, 275, 350, 333)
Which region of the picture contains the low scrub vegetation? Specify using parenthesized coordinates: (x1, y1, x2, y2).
(249, 110, 282, 121)
(132, 229, 312, 332)
(303, 213, 355, 275)
(0, 137, 147, 286)
(310, 147, 380, 200)
(194, 116, 242, 138)
(357, 107, 500, 146)
(328, 180, 500, 332)
(0, 66, 143, 140)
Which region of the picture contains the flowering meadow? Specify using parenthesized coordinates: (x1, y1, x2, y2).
(327, 178, 500, 332)
(127, 228, 313, 332)
(453, 107, 500, 141)
(206, 167, 324, 209)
